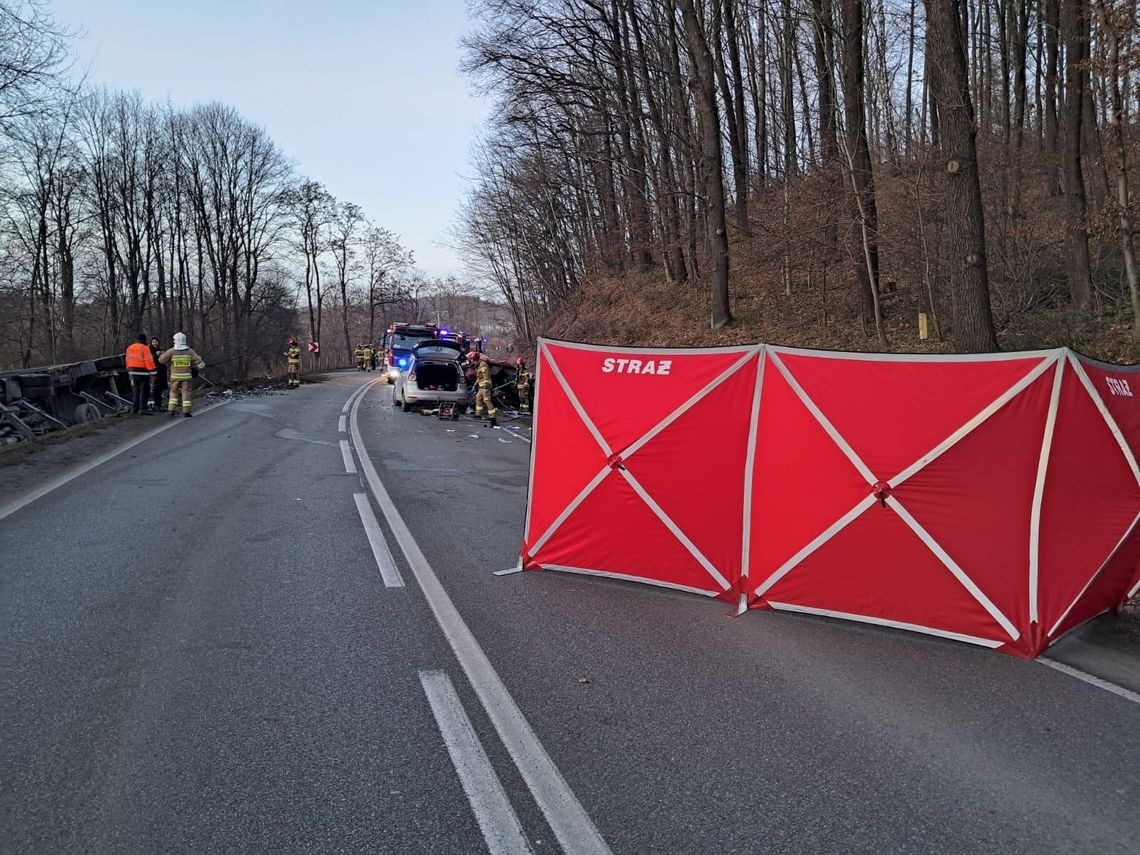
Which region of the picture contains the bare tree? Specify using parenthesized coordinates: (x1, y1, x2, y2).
(679, 0, 732, 329)
(924, 0, 999, 351)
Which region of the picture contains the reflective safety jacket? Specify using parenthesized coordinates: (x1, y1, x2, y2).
(287, 346, 302, 365)
(516, 368, 531, 388)
(476, 360, 493, 389)
(159, 347, 205, 381)
(125, 342, 157, 375)
(362, 346, 374, 361)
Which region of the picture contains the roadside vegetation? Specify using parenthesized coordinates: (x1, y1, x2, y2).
(0, 1, 494, 377)
(460, 0, 1140, 361)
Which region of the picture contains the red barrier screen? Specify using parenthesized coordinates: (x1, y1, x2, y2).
(522, 341, 1140, 657)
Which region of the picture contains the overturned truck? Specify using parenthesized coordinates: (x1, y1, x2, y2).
(0, 355, 131, 444)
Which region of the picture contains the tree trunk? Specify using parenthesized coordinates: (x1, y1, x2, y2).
(723, 0, 750, 233)
(838, 0, 882, 338)
(1095, 0, 1140, 340)
(1061, 0, 1092, 311)
(679, 0, 732, 329)
(924, 0, 1000, 352)
(1044, 0, 1060, 156)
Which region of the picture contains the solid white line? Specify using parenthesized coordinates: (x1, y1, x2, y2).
(767, 601, 1005, 648)
(419, 671, 533, 855)
(338, 414, 347, 433)
(1039, 658, 1140, 706)
(0, 400, 231, 522)
(341, 381, 370, 414)
(1029, 357, 1066, 623)
(353, 493, 405, 588)
(340, 439, 357, 474)
(349, 385, 611, 855)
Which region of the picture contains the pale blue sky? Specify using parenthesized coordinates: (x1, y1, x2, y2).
(52, 0, 489, 277)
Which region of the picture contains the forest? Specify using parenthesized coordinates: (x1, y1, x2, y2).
(460, 0, 1140, 358)
(0, 0, 460, 376)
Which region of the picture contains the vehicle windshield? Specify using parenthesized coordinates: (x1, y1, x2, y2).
(391, 331, 436, 351)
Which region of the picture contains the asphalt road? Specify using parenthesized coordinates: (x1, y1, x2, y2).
(2, 371, 1138, 854)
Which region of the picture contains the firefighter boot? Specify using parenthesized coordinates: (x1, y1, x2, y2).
(490, 414, 498, 428)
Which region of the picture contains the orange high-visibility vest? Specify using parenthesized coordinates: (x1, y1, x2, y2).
(125, 342, 156, 372)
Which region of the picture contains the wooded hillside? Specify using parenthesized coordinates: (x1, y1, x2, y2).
(460, 0, 1140, 359)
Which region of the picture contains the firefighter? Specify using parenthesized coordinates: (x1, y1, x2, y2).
(515, 356, 532, 413)
(159, 332, 206, 417)
(470, 350, 497, 427)
(354, 343, 364, 371)
(286, 337, 303, 387)
(125, 333, 157, 414)
(362, 343, 374, 372)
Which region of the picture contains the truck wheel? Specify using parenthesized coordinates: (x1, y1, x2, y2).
(74, 403, 100, 423)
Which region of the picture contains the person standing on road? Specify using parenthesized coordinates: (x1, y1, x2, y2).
(286, 337, 303, 388)
(369, 344, 378, 371)
(515, 356, 532, 413)
(159, 332, 206, 418)
(470, 350, 497, 427)
(149, 336, 167, 411)
(125, 334, 157, 415)
(362, 343, 374, 373)
(354, 344, 364, 371)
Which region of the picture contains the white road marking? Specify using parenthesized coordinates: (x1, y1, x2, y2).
(1039, 658, 1140, 706)
(341, 380, 371, 414)
(338, 414, 347, 433)
(349, 381, 610, 855)
(340, 439, 357, 474)
(419, 671, 533, 855)
(0, 400, 231, 522)
(353, 493, 404, 588)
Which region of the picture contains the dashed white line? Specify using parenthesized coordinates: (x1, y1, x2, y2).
(419, 671, 533, 855)
(340, 439, 357, 474)
(349, 381, 610, 855)
(338, 414, 347, 433)
(1039, 658, 1140, 706)
(353, 493, 404, 588)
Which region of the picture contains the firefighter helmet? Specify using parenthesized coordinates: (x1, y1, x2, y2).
(467, 350, 480, 362)
(288, 337, 297, 345)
